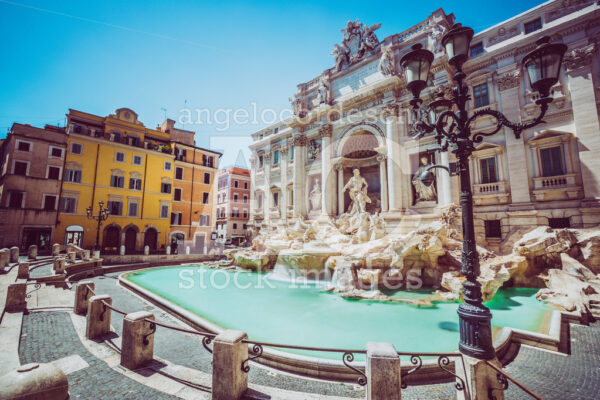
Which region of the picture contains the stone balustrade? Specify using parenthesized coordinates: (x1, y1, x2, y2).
(532, 173, 582, 202)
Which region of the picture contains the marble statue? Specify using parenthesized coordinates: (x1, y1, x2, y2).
(289, 96, 304, 117)
(331, 43, 349, 72)
(428, 24, 447, 54)
(355, 213, 372, 243)
(412, 157, 437, 202)
(343, 169, 371, 215)
(307, 139, 321, 160)
(309, 179, 322, 211)
(378, 44, 395, 76)
(370, 213, 386, 240)
(316, 76, 330, 105)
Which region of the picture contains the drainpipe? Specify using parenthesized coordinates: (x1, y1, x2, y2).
(189, 148, 195, 240)
(54, 134, 68, 246)
(90, 142, 100, 248)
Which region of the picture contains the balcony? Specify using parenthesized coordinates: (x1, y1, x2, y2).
(532, 173, 581, 202)
(472, 181, 510, 205)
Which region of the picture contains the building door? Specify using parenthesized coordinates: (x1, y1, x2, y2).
(125, 228, 137, 252)
(104, 226, 120, 250)
(195, 235, 205, 254)
(65, 225, 84, 247)
(144, 228, 157, 251)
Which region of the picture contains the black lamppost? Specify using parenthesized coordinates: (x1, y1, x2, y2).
(87, 200, 110, 251)
(400, 24, 566, 359)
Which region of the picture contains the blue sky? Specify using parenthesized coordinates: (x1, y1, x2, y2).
(0, 0, 546, 166)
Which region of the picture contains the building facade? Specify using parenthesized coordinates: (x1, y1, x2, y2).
(0, 124, 67, 252)
(215, 167, 251, 245)
(249, 0, 600, 252)
(167, 119, 221, 253)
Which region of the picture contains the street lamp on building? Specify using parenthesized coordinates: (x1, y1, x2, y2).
(86, 200, 110, 251)
(401, 25, 566, 359)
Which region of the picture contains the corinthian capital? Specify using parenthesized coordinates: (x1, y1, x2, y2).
(376, 154, 387, 163)
(291, 134, 307, 146)
(495, 71, 521, 91)
(382, 102, 400, 117)
(563, 44, 595, 72)
(318, 124, 332, 138)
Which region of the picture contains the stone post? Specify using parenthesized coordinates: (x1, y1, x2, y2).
(144, 246, 149, 256)
(377, 155, 389, 212)
(166, 246, 171, 255)
(212, 330, 248, 400)
(120, 245, 126, 256)
(456, 355, 505, 400)
(5, 283, 27, 312)
(53, 257, 66, 274)
(52, 243, 60, 256)
(27, 245, 37, 260)
(82, 250, 90, 261)
(17, 262, 29, 279)
(121, 311, 155, 370)
(74, 281, 95, 315)
(186, 246, 190, 255)
(336, 163, 344, 215)
(0, 363, 69, 399)
(86, 295, 112, 340)
(366, 342, 401, 400)
(67, 251, 76, 263)
(0, 249, 8, 269)
(9, 246, 19, 263)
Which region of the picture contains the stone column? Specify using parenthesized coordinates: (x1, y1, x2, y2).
(27, 245, 37, 260)
(320, 125, 334, 216)
(385, 104, 404, 211)
(366, 342, 401, 400)
(86, 295, 111, 340)
(438, 151, 453, 206)
(280, 147, 289, 221)
(74, 281, 95, 315)
(336, 163, 344, 215)
(121, 311, 155, 370)
(9, 246, 19, 263)
(496, 71, 532, 206)
(212, 330, 248, 400)
(264, 151, 271, 224)
(456, 355, 505, 400)
(249, 155, 257, 225)
(377, 155, 389, 212)
(564, 44, 600, 202)
(292, 134, 307, 218)
(52, 243, 60, 256)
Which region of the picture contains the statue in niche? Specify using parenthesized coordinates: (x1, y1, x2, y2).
(378, 44, 395, 76)
(343, 169, 371, 215)
(316, 76, 330, 105)
(309, 178, 322, 211)
(412, 156, 437, 202)
(307, 139, 321, 160)
(428, 24, 447, 54)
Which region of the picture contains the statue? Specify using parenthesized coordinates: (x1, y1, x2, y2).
(378, 44, 395, 76)
(428, 25, 447, 54)
(289, 96, 304, 117)
(412, 156, 437, 202)
(309, 179, 322, 211)
(370, 213, 386, 240)
(332, 20, 381, 71)
(354, 213, 372, 244)
(316, 76, 330, 105)
(361, 23, 381, 51)
(331, 43, 349, 72)
(343, 169, 371, 215)
(307, 139, 321, 160)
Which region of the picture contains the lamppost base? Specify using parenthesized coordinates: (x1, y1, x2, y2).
(457, 301, 495, 360)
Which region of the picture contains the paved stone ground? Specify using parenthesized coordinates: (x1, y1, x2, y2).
(18, 269, 600, 399)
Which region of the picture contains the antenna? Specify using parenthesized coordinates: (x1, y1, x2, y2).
(160, 107, 167, 121)
(182, 100, 188, 130)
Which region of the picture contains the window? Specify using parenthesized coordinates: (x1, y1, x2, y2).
(13, 161, 28, 176)
(161, 183, 172, 194)
(273, 150, 279, 165)
(71, 143, 83, 155)
(291, 146, 294, 161)
(204, 172, 210, 184)
(203, 192, 209, 204)
(175, 167, 184, 180)
(273, 192, 279, 207)
(524, 18, 542, 34)
(8, 191, 24, 208)
(170, 212, 182, 225)
(233, 223, 238, 229)
(47, 166, 61, 180)
(540, 146, 565, 177)
(484, 220, 502, 239)
(243, 209, 248, 218)
(129, 177, 142, 190)
(107, 201, 122, 216)
(111, 175, 124, 188)
(473, 83, 489, 108)
(65, 169, 82, 183)
(164, 161, 172, 171)
(43, 195, 57, 211)
(258, 155, 264, 168)
(243, 195, 248, 204)
(160, 204, 169, 218)
(174, 188, 182, 201)
(244, 182, 248, 189)
(133, 155, 142, 166)
(115, 152, 125, 162)
(257, 193, 263, 209)
(200, 215, 210, 226)
(232, 208, 239, 217)
(470, 42, 484, 57)
(479, 157, 498, 184)
(128, 202, 138, 217)
(233, 194, 238, 202)
(16, 140, 31, 152)
(60, 197, 77, 213)
(234, 180, 239, 188)
(49, 146, 64, 158)
(243, 224, 247, 230)
(548, 218, 570, 229)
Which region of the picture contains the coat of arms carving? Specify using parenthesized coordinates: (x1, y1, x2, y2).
(331, 20, 381, 72)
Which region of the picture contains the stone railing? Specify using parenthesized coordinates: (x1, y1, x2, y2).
(532, 173, 581, 202)
(472, 181, 510, 205)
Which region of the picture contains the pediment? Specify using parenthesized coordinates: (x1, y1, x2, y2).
(527, 130, 573, 143)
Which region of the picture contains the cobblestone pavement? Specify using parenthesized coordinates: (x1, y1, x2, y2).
(18, 268, 600, 399)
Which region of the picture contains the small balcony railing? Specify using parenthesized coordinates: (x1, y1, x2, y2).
(532, 173, 581, 202)
(472, 181, 510, 205)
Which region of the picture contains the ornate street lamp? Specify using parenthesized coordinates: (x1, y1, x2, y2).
(87, 200, 110, 251)
(402, 26, 566, 359)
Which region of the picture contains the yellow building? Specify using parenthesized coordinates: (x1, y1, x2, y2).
(55, 108, 176, 252)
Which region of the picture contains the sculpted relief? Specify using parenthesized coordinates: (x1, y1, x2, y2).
(331, 20, 381, 72)
(412, 156, 437, 203)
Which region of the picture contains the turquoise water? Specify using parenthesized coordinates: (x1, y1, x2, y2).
(125, 266, 551, 358)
